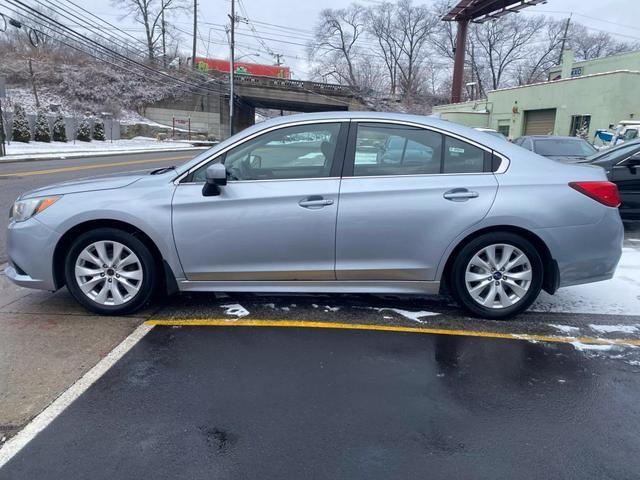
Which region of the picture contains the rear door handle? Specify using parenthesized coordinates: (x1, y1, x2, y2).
(299, 196, 334, 209)
(443, 189, 479, 201)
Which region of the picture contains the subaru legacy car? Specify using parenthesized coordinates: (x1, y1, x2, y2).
(6, 112, 623, 319)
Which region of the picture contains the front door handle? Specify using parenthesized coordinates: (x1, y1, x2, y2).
(299, 196, 334, 209)
(443, 189, 479, 201)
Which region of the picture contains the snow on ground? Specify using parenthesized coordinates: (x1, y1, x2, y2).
(548, 324, 581, 334)
(220, 304, 250, 318)
(2, 137, 201, 160)
(589, 324, 639, 334)
(369, 307, 440, 323)
(532, 248, 640, 316)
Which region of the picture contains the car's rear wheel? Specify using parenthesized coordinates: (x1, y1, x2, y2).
(450, 232, 543, 319)
(64, 228, 157, 315)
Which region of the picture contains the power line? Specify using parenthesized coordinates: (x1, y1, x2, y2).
(1, 1, 228, 95)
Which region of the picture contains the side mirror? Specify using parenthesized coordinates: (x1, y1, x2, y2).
(202, 163, 227, 196)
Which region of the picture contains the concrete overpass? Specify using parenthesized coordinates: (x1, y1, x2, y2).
(143, 74, 364, 140)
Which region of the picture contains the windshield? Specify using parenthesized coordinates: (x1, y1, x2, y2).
(534, 138, 596, 157)
(587, 140, 640, 163)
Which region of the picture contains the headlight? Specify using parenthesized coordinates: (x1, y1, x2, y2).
(10, 195, 61, 222)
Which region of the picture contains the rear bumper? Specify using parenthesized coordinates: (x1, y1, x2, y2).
(5, 217, 61, 291)
(534, 208, 624, 288)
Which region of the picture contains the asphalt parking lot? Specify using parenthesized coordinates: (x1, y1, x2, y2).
(1, 224, 640, 478)
(2, 325, 640, 480)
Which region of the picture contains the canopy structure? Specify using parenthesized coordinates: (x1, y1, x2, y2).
(442, 0, 547, 103)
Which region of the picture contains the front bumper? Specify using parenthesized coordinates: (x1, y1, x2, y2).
(534, 208, 624, 288)
(5, 217, 61, 291)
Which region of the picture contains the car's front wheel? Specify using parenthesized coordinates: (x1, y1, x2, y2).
(450, 232, 543, 319)
(64, 228, 158, 315)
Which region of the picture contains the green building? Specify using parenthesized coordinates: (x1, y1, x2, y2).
(432, 49, 640, 140)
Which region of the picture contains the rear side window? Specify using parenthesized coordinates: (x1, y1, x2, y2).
(353, 123, 442, 177)
(443, 137, 486, 173)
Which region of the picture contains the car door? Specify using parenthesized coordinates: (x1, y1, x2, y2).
(611, 150, 640, 218)
(172, 121, 348, 281)
(335, 121, 499, 281)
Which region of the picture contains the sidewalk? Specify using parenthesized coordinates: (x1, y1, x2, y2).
(0, 138, 213, 163)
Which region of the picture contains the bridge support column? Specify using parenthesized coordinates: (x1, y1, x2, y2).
(221, 95, 255, 139)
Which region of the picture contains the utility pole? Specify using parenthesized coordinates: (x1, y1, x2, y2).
(557, 14, 572, 65)
(28, 58, 40, 108)
(161, 0, 167, 67)
(274, 53, 283, 66)
(0, 99, 6, 157)
(192, 0, 197, 68)
(228, 0, 235, 136)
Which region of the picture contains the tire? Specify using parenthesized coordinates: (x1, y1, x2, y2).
(450, 232, 543, 320)
(64, 228, 158, 315)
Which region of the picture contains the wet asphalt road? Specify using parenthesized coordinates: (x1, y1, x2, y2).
(1, 154, 640, 478)
(0, 150, 204, 263)
(2, 325, 640, 480)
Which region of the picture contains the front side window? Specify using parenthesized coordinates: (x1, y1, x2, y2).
(192, 122, 342, 182)
(353, 123, 442, 176)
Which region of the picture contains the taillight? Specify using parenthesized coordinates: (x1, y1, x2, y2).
(569, 181, 621, 208)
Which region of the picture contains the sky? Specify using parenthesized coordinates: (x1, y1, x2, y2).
(69, 0, 640, 78)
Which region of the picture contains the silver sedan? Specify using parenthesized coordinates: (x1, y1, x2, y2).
(5, 112, 624, 319)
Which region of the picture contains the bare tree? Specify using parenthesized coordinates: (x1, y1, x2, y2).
(514, 19, 566, 85)
(110, 0, 187, 62)
(567, 23, 637, 61)
(366, 2, 401, 96)
(392, 0, 437, 98)
(309, 4, 367, 90)
(468, 15, 544, 93)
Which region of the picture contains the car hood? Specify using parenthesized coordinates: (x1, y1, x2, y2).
(20, 170, 148, 199)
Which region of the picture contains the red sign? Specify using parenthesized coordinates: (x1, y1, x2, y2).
(195, 57, 290, 79)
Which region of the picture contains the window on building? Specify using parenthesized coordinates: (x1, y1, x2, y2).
(570, 115, 591, 137)
(497, 122, 510, 138)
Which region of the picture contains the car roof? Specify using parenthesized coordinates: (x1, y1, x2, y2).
(519, 135, 586, 140)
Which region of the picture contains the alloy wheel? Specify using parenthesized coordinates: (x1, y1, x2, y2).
(74, 240, 143, 306)
(464, 243, 533, 309)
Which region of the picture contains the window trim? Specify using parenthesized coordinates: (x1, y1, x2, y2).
(175, 118, 510, 185)
(343, 119, 508, 178)
(175, 118, 350, 184)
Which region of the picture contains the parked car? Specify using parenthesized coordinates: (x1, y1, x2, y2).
(585, 139, 640, 220)
(513, 135, 597, 161)
(6, 112, 623, 319)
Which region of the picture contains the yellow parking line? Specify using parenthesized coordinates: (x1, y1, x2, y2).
(1, 155, 193, 177)
(145, 319, 640, 347)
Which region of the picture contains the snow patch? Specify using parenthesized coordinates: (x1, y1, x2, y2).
(370, 307, 440, 323)
(220, 304, 250, 318)
(548, 324, 580, 334)
(570, 342, 614, 352)
(588, 324, 639, 334)
(533, 248, 640, 316)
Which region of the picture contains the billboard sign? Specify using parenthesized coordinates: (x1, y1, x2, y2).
(195, 57, 290, 79)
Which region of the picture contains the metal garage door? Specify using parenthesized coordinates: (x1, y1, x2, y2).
(524, 109, 556, 135)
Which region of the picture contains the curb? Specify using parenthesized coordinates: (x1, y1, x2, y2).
(0, 146, 208, 164)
